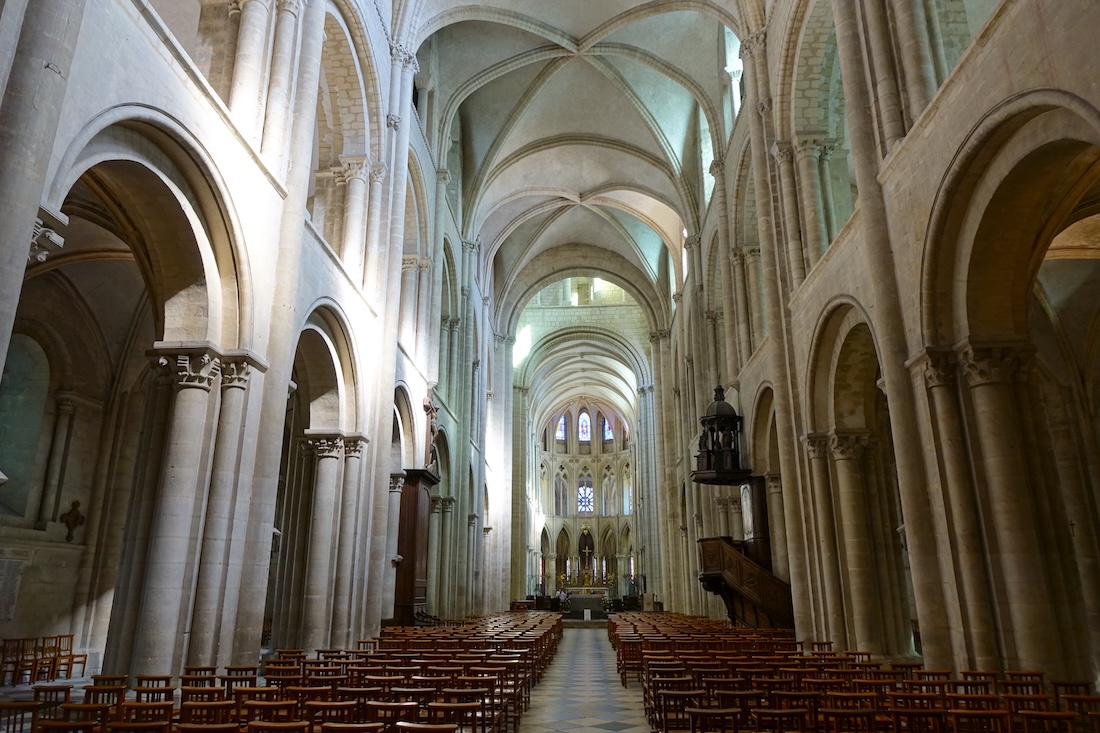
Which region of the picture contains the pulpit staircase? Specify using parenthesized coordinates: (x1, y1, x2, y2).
(698, 536, 795, 629)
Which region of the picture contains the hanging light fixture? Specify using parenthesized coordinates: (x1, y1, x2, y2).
(691, 385, 752, 485)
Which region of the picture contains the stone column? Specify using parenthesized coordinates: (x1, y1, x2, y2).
(439, 496, 455, 619)
(710, 160, 741, 381)
(0, 0, 88, 380)
(36, 395, 75, 525)
(426, 496, 442, 616)
(426, 169, 451, 380)
(715, 496, 730, 537)
(771, 142, 807, 288)
(920, 353, 997, 669)
(766, 475, 790, 581)
(960, 345, 1060, 673)
(794, 141, 827, 270)
(858, 0, 905, 149)
(330, 435, 365, 648)
(362, 164, 387, 298)
(380, 473, 405, 620)
(416, 258, 432, 361)
(744, 248, 763, 345)
(261, 0, 303, 161)
(188, 357, 253, 666)
(229, 0, 271, 139)
(338, 157, 369, 281)
(818, 143, 838, 242)
(398, 256, 419, 345)
(134, 349, 221, 676)
(730, 251, 753, 364)
(301, 434, 343, 653)
(804, 434, 848, 650)
(466, 513, 478, 612)
(830, 432, 880, 653)
(893, 0, 937, 117)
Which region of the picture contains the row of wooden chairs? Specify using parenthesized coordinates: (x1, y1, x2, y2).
(1, 636, 88, 686)
(608, 613, 1100, 733)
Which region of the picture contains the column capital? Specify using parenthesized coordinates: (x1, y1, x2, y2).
(343, 435, 368, 457)
(402, 255, 419, 271)
(220, 357, 253, 390)
(340, 156, 369, 182)
(758, 97, 773, 115)
(684, 234, 701, 249)
(468, 513, 478, 527)
(829, 432, 868, 461)
(794, 139, 822, 161)
(30, 210, 65, 264)
(801, 433, 830, 460)
(959, 343, 1031, 387)
(483, 526, 492, 536)
(741, 28, 767, 57)
(462, 239, 480, 254)
(389, 473, 406, 493)
(441, 496, 456, 512)
(306, 435, 344, 459)
(672, 291, 682, 303)
(430, 496, 443, 513)
(709, 159, 724, 177)
(649, 329, 670, 343)
(151, 348, 221, 392)
(369, 163, 387, 184)
(765, 474, 782, 493)
(771, 141, 794, 163)
(437, 168, 451, 185)
(386, 113, 401, 131)
(275, 0, 302, 16)
(915, 350, 958, 388)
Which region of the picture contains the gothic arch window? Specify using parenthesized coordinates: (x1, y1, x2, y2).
(0, 334, 50, 518)
(578, 411, 591, 443)
(555, 466, 568, 515)
(603, 417, 613, 441)
(555, 415, 566, 441)
(623, 464, 632, 515)
(577, 471, 593, 514)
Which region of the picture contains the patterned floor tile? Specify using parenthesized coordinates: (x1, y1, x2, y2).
(521, 628, 649, 733)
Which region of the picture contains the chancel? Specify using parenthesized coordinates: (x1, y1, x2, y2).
(0, 0, 1097, 695)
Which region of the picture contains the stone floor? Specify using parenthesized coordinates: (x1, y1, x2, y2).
(521, 627, 649, 733)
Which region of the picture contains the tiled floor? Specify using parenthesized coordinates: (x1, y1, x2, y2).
(521, 627, 649, 733)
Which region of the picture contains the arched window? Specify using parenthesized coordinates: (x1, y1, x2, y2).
(577, 472, 593, 513)
(555, 415, 566, 440)
(602, 418, 613, 441)
(0, 334, 50, 518)
(578, 411, 591, 442)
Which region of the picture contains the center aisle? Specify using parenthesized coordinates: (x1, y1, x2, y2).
(521, 626, 649, 733)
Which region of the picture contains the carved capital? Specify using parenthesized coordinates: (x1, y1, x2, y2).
(441, 496, 456, 512)
(795, 140, 822, 161)
(275, 0, 302, 16)
(389, 474, 406, 493)
(744, 248, 761, 264)
(830, 433, 867, 461)
(462, 239, 480, 254)
(369, 163, 387, 184)
(741, 28, 767, 57)
(921, 351, 957, 389)
(684, 234, 701, 250)
(802, 433, 830, 460)
(709, 159, 724, 177)
(220, 358, 252, 390)
(483, 526, 492, 536)
(437, 168, 451, 185)
(30, 210, 65, 263)
(758, 97, 773, 115)
(959, 345, 1028, 387)
(386, 113, 401, 131)
(771, 141, 794, 164)
(344, 435, 367, 457)
(340, 156, 369, 183)
(672, 292, 682, 303)
(155, 350, 221, 392)
(430, 496, 443, 513)
(308, 436, 344, 459)
(419, 257, 432, 273)
(402, 255, 419, 271)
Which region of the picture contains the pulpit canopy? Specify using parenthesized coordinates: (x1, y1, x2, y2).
(691, 385, 752, 485)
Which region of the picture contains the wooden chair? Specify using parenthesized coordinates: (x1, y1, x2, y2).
(33, 683, 75, 720)
(246, 723, 310, 733)
(320, 725, 385, 733)
(179, 700, 237, 725)
(426, 701, 483, 733)
(950, 709, 1010, 733)
(393, 724, 457, 733)
(1018, 711, 1077, 733)
(658, 689, 706, 733)
(304, 700, 360, 731)
(0, 701, 40, 733)
(365, 700, 420, 733)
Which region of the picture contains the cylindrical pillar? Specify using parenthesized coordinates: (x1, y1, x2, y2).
(380, 473, 405, 620)
(439, 496, 456, 619)
(805, 434, 849, 650)
(766, 475, 790, 581)
(771, 142, 807, 288)
(330, 435, 365, 648)
(858, 0, 905, 149)
(921, 353, 998, 669)
(261, 0, 303, 160)
(188, 358, 252, 667)
(0, 0, 89, 380)
(339, 158, 369, 281)
(134, 350, 221, 676)
(426, 496, 443, 616)
(960, 345, 1061, 673)
(362, 164, 387, 299)
(794, 141, 827, 270)
(894, 0, 937, 118)
(37, 395, 75, 525)
(301, 435, 344, 653)
(831, 432, 880, 653)
(228, 0, 271, 139)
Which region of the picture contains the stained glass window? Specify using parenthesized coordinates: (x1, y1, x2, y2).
(578, 412, 591, 442)
(603, 418, 613, 441)
(555, 415, 566, 440)
(624, 486, 633, 515)
(578, 484, 594, 513)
